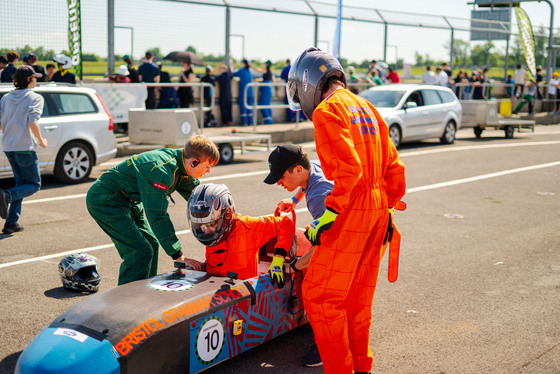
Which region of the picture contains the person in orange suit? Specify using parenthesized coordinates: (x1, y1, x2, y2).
(286, 47, 406, 374)
(183, 183, 294, 287)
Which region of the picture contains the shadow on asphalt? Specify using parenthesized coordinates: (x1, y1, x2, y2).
(0, 351, 21, 374)
(44, 287, 95, 300)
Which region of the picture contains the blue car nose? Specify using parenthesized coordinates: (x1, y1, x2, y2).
(15, 327, 120, 374)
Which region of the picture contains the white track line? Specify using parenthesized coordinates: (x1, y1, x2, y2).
(3, 160, 560, 269)
(22, 140, 560, 205)
(0, 207, 309, 269)
(407, 160, 560, 193)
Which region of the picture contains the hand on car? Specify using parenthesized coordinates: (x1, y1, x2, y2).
(176, 256, 204, 271)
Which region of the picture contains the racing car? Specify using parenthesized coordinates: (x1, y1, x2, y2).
(15, 225, 312, 374)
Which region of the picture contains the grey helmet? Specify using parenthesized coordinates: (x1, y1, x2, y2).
(286, 47, 346, 120)
(188, 184, 235, 247)
(58, 253, 101, 292)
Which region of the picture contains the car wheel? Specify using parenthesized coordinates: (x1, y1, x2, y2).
(54, 141, 94, 184)
(474, 126, 484, 138)
(219, 143, 234, 164)
(504, 125, 514, 139)
(440, 120, 456, 144)
(389, 125, 401, 148)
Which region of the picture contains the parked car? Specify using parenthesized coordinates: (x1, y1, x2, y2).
(359, 84, 462, 148)
(0, 83, 117, 183)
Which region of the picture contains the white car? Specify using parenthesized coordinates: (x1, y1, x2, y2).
(0, 84, 117, 183)
(359, 84, 462, 148)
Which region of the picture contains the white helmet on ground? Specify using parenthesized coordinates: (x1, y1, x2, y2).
(58, 253, 101, 292)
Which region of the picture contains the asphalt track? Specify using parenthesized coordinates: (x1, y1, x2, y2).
(1, 125, 559, 374)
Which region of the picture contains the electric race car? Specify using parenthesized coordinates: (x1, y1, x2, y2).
(15, 226, 312, 374)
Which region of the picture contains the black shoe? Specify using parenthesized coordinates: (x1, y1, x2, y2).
(3, 222, 23, 234)
(301, 343, 322, 367)
(354, 372, 371, 374)
(0, 189, 9, 219)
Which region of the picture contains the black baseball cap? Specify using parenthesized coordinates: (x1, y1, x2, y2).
(264, 144, 303, 185)
(14, 65, 42, 79)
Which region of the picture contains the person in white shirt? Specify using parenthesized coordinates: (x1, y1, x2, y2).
(436, 66, 449, 87)
(422, 65, 436, 85)
(547, 72, 559, 114)
(513, 64, 527, 98)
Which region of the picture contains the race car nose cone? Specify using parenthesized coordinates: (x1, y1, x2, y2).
(15, 327, 120, 374)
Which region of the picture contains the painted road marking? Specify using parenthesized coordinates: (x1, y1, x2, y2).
(22, 140, 560, 205)
(3, 159, 559, 269)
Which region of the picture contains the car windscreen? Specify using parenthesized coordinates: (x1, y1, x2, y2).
(359, 90, 405, 108)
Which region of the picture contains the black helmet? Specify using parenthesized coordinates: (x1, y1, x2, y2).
(287, 47, 346, 120)
(58, 253, 101, 292)
(188, 184, 235, 247)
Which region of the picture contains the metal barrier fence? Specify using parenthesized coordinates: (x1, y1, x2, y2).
(242, 81, 375, 128)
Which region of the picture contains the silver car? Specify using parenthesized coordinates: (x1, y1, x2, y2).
(359, 84, 462, 148)
(0, 84, 117, 183)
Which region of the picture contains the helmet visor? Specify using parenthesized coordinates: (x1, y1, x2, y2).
(190, 217, 228, 246)
(286, 81, 301, 112)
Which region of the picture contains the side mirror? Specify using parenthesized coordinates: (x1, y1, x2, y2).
(404, 101, 418, 110)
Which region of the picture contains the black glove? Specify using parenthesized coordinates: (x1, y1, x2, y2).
(383, 207, 394, 245)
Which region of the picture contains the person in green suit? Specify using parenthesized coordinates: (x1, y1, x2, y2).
(86, 135, 219, 285)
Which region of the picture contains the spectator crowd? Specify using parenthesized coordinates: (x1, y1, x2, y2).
(2, 49, 559, 125)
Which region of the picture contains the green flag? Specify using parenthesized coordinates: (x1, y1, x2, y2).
(68, 0, 82, 79)
(514, 7, 535, 80)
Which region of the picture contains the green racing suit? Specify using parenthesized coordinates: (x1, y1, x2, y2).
(86, 148, 199, 285)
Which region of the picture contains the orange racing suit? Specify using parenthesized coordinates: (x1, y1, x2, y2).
(302, 88, 406, 374)
(204, 214, 295, 280)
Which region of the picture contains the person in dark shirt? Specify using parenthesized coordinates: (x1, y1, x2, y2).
(200, 65, 216, 126)
(28, 53, 46, 82)
(138, 51, 160, 109)
(51, 54, 76, 84)
(155, 62, 179, 109)
(535, 66, 543, 103)
(178, 61, 194, 108)
(216, 64, 233, 126)
(123, 55, 139, 83)
(0, 51, 19, 83)
(45, 63, 55, 82)
(0, 55, 7, 76)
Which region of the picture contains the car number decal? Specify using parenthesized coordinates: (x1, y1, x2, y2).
(195, 316, 225, 364)
(148, 279, 193, 291)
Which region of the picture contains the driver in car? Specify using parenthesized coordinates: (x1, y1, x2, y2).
(184, 183, 294, 288)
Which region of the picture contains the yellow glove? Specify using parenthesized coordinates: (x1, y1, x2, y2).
(305, 208, 338, 246)
(268, 256, 285, 288)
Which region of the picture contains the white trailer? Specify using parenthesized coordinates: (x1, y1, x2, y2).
(460, 99, 535, 139)
(127, 108, 271, 164)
